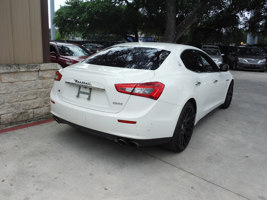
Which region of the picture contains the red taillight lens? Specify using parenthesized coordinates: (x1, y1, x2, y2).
(115, 82, 165, 100)
(115, 83, 137, 95)
(54, 71, 62, 81)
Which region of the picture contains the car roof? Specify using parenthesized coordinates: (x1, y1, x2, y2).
(113, 42, 198, 52)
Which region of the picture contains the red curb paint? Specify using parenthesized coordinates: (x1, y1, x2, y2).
(0, 119, 54, 134)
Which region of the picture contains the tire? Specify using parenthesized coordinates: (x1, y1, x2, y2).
(166, 102, 196, 153)
(220, 81, 234, 109)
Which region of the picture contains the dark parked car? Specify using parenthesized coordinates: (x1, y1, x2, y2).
(259, 46, 267, 63)
(50, 42, 92, 68)
(227, 46, 266, 72)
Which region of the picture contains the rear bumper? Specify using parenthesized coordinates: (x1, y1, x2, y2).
(50, 90, 180, 141)
(53, 115, 171, 146)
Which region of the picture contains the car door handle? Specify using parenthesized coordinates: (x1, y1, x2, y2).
(213, 80, 218, 83)
(195, 81, 201, 86)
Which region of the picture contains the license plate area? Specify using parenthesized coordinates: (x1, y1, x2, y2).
(65, 81, 93, 100)
(76, 86, 92, 100)
(61, 78, 127, 113)
(62, 81, 110, 110)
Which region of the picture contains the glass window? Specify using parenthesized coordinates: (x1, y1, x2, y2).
(50, 45, 57, 53)
(203, 49, 221, 56)
(237, 47, 264, 56)
(198, 52, 219, 72)
(58, 45, 90, 57)
(85, 46, 170, 70)
(181, 50, 219, 73)
(181, 50, 205, 72)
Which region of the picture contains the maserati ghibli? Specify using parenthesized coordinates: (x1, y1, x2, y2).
(50, 42, 233, 152)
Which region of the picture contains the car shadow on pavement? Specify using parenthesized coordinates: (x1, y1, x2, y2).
(53, 124, 162, 164)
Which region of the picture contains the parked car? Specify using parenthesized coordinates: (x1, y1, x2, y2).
(201, 45, 223, 66)
(51, 42, 233, 152)
(227, 46, 266, 72)
(259, 46, 267, 63)
(50, 42, 92, 68)
(82, 43, 104, 54)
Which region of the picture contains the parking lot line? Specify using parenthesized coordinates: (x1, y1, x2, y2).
(0, 119, 54, 134)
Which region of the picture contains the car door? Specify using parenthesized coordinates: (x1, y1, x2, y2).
(56, 45, 73, 68)
(197, 51, 227, 107)
(50, 44, 59, 63)
(181, 49, 224, 119)
(50, 44, 68, 68)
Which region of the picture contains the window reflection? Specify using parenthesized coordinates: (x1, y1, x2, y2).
(58, 45, 89, 57)
(85, 46, 170, 70)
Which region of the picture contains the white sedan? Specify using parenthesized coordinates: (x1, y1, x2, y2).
(50, 42, 233, 152)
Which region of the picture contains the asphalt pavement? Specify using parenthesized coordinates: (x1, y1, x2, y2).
(0, 70, 267, 200)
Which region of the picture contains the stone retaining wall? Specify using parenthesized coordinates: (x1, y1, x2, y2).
(0, 63, 61, 130)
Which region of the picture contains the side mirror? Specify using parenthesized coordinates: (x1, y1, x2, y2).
(50, 51, 58, 58)
(219, 64, 229, 72)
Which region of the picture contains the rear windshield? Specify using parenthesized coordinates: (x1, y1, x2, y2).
(85, 46, 170, 70)
(203, 49, 221, 56)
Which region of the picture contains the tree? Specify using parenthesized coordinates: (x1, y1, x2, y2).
(54, 0, 142, 41)
(53, 0, 267, 44)
(168, 0, 267, 44)
(172, 0, 209, 43)
(246, 0, 267, 35)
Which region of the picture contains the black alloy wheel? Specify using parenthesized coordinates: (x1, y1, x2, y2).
(167, 102, 196, 152)
(220, 81, 234, 109)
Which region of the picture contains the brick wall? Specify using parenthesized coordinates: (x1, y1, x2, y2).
(0, 64, 61, 129)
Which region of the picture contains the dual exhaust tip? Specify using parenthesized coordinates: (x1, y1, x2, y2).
(115, 138, 140, 148)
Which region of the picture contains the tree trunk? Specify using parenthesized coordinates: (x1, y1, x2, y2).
(174, 0, 208, 43)
(162, 0, 208, 43)
(162, 0, 176, 42)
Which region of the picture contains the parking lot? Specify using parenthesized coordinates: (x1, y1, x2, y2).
(0, 70, 266, 200)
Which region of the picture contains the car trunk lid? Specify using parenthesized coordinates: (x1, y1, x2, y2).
(58, 63, 155, 113)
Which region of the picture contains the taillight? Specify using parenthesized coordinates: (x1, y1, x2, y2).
(115, 82, 165, 100)
(54, 70, 62, 81)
